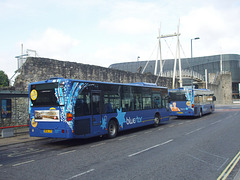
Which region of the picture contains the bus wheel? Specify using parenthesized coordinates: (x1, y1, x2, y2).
(107, 120, 118, 138)
(199, 109, 202, 117)
(153, 116, 160, 127)
(210, 106, 213, 113)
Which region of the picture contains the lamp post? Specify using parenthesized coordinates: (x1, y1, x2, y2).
(191, 37, 200, 89)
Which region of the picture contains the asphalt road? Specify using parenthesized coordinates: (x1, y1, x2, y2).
(0, 104, 240, 180)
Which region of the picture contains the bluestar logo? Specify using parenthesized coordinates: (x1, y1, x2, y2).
(126, 116, 142, 125)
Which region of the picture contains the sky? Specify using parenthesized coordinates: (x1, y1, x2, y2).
(0, 0, 240, 79)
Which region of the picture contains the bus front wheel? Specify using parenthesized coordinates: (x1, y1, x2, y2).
(107, 120, 118, 138)
(153, 116, 160, 127)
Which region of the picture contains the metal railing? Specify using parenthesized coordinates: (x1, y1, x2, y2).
(161, 70, 204, 81)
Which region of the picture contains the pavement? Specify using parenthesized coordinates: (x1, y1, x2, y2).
(0, 127, 45, 146)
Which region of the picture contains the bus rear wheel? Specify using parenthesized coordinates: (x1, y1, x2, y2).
(199, 109, 202, 117)
(107, 120, 118, 138)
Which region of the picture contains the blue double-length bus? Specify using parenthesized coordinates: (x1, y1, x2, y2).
(29, 78, 170, 139)
(169, 88, 216, 117)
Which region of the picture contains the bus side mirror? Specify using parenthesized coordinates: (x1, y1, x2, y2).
(213, 96, 216, 101)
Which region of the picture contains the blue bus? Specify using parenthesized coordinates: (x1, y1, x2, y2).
(169, 88, 216, 117)
(29, 78, 170, 139)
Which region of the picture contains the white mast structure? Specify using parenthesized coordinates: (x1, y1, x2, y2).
(170, 21, 182, 89)
(155, 26, 163, 76)
(144, 22, 182, 88)
(176, 21, 182, 88)
(157, 23, 181, 88)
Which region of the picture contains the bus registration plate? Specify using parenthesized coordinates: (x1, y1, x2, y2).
(44, 129, 52, 133)
(177, 112, 183, 114)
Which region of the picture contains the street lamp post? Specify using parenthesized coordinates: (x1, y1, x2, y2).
(191, 37, 200, 89)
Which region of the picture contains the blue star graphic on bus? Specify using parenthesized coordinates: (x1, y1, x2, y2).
(116, 108, 126, 129)
(101, 116, 107, 130)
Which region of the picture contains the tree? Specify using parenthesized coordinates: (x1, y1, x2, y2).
(0, 70, 9, 87)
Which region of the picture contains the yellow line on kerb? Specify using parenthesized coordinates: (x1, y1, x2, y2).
(217, 150, 240, 180)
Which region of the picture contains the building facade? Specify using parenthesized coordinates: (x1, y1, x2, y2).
(109, 54, 240, 100)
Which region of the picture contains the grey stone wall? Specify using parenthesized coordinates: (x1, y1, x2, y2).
(14, 57, 176, 91)
(199, 72, 232, 104)
(0, 94, 28, 127)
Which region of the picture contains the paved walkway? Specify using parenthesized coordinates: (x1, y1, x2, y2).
(0, 127, 45, 146)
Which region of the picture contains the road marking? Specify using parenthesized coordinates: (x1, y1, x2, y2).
(91, 142, 105, 148)
(185, 127, 204, 135)
(0, 164, 3, 167)
(218, 158, 229, 171)
(169, 124, 175, 128)
(8, 148, 45, 157)
(187, 154, 213, 166)
(144, 130, 152, 134)
(210, 120, 222, 125)
(65, 169, 95, 180)
(128, 139, 173, 157)
(129, 134, 137, 138)
(118, 137, 127, 141)
(178, 122, 184, 125)
(158, 127, 164, 131)
(12, 160, 35, 167)
(57, 150, 76, 156)
(216, 109, 240, 112)
(197, 149, 227, 160)
(217, 150, 240, 180)
(118, 134, 137, 141)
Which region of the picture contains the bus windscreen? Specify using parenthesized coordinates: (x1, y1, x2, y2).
(169, 91, 188, 101)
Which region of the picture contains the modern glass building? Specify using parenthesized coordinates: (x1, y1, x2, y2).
(109, 54, 240, 100)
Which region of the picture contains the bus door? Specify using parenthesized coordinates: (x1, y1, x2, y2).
(91, 91, 102, 126)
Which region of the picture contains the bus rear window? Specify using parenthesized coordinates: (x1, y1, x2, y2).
(169, 91, 188, 101)
(31, 83, 59, 107)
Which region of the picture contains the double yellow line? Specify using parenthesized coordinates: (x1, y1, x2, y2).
(217, 150, 240, 180)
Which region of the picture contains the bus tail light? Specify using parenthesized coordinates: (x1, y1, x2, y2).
(192, 104, 194, 108)
(67, 113, 73, 121)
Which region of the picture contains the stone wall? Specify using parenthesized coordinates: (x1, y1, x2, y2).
(198, 72, 232, 104)
(0, 88, 29, 127)
(14, 57, 176, 91)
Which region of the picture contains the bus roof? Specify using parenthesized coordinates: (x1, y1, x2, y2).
(29, 78, 168, 89)
(169, 87, 211, 91)
(169, 87, 214, 95)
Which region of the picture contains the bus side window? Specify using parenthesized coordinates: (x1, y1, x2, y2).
(132, 87, 142, 111)
(103, 85, 121, 113)
(199, 95, 203, 104)
(75, 91, 90, 116)
(92, 94, 101, 114)
(122, 86, 134, 112)
(152, 93, 162, 108)
(142, 89, 152, 110)
(194, 96, 199, 104)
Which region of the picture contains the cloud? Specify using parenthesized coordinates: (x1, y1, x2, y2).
(99, 17, 156, 35)
(98, 1, 161, 35)
(24, 28, 79, 59)
(181, 5, 240, 56)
